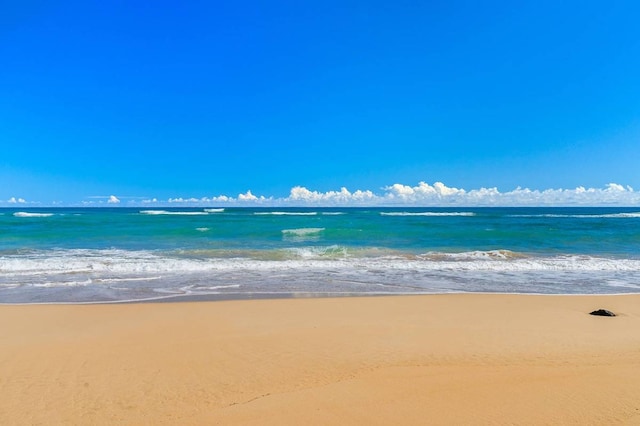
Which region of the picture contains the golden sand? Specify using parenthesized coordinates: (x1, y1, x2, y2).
(2, 294, 639, 425)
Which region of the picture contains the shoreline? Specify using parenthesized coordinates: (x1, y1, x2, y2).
(2, 293, 640, 424)
(4, 289, 640, 306)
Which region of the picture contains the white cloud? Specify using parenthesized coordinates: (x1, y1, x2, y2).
(163, 189, 278, 205)
(238, 190, 258, 201)
(237, 190, 270, 203)
(23, 182, 639, 207)
(287, 182, 639, 206)
(384, 181, 466, 202)
(288, 186, 375, 204)
(605, 183, 628, 192)
(159, 182, 638, 206)
(169, 197, 202, 203)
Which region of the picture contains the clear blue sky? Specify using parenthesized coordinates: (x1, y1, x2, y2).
(2, 0, 639, 204)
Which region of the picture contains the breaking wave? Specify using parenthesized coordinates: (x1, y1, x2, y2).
(509, 213, 640, 218)
(254, 212, 318, 216)
(13, 212, 54, 218)
(380, 212, 475, 217)
(139, 210, 208, 216)
(3, 248, 640, 303)
(281, 228, 325, 236)
(2, 248, 639, 277)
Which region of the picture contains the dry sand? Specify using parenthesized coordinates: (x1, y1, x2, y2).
(1, 294, 640, 425)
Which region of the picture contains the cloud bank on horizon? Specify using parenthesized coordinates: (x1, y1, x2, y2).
(4, 182, 640, 207)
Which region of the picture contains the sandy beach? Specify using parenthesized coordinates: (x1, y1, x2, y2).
(2, 294, 640, 425)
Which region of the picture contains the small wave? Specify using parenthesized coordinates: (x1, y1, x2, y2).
(151, 284, 242, 296)
(380, 212, 475, 217)
(609, 213, 640, 218)
(418, 250, 526, 261)
(3, 249, 640, 284)
(188, 284, 241, 291)
(204, 208, 225, 213)
(286, 245, 349, 259)
(195, 227, 210, 232)
(605, 280, 640, 289)
(139, 210, 208, 216)
(254, 212, 318, 216)
(281, 227, 325, 236)
(509, 213, 640, 218)
(32, 279, 93, 288)
(95, 276, 163, 283)
(13, 212, 54, 218)
(322, 212, 345, 215)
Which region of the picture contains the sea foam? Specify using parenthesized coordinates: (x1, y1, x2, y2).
(3, 249, 639, 276)
(13, 212, 54, 218)
(380, 212, 475, 217)
(3, 248, 640, 303)
(509, 212, 640, 218)
(281, 228, 325, 236)
(418, 250, 525, 261)
(139, 210, 208, 216)
(254, 212, 318, 216)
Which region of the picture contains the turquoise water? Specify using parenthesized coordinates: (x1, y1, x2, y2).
(1, 207, 640, 303)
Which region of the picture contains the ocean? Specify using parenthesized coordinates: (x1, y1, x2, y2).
(1, 207, 639, 303)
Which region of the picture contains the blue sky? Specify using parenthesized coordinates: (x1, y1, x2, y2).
(1, 1, 639, 205)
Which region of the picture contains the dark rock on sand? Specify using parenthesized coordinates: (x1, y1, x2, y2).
(589, 309, 616, 317)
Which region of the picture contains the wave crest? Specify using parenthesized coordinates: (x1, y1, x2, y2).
(13, 212, 54, 218)
(281, 228, 325, 236)
(380, 212, 475, 217)
(510, 213, 640, 218)
(418, 250, 526, 261)
(255, 212, 318, 216)
(139, 210, 208, 216)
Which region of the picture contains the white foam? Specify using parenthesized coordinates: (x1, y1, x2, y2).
(13, 212, 54, 218)
(286, 245, 349, 259)
(605, 280, 640, 289)
(187, 284, 241, 291)
(140, 210, 208, 216)
(322, 212, 345, 215)
(419, 250, 525, 261)
(509, 213, 640, 218)
(2, 249, 640, 295)
(204, 208, 225, 213)
(409, 253, 640, 272)
(254, 212, 318, 216)
(32, 279, 93, 288)
(596, 213, 640, 218)
(94, 276, 163, 283)
(195, 227, 210, 232)
(281, 228, 325, 236)
(380, 212, 475, 217)
(0, 284, 20, 289)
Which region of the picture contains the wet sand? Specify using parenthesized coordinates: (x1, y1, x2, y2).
(2, 294, 640, 425)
